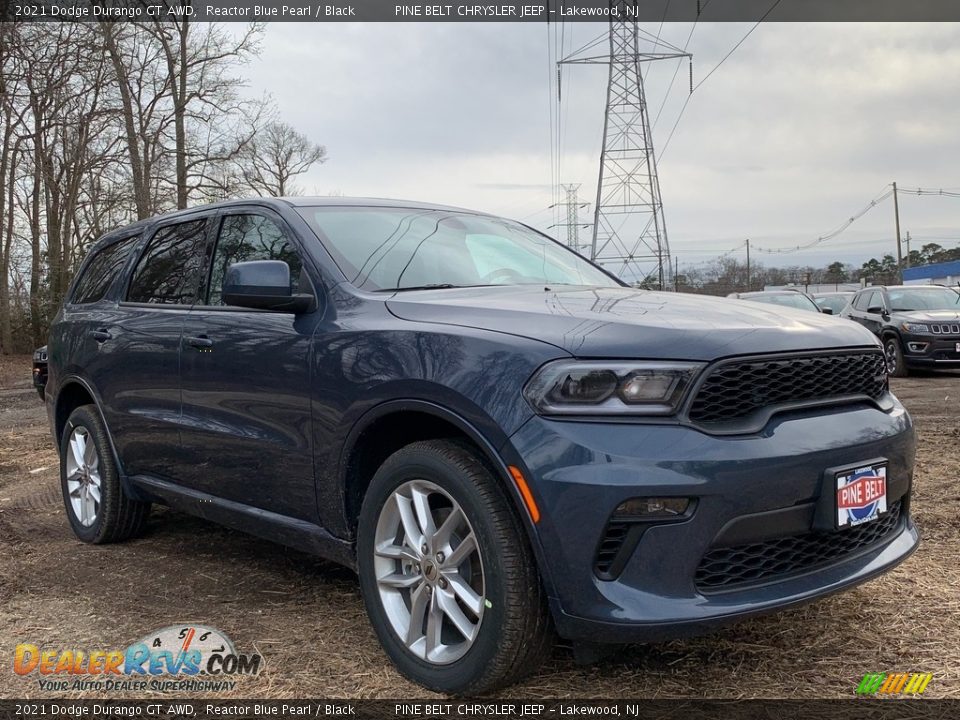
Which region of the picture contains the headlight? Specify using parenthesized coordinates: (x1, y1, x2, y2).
(901, 322, 930, 334)
(523, 361, 704, 416)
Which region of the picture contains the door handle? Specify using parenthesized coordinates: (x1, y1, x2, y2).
(91, 329, 112, 343)
(186, 335, 214, 349)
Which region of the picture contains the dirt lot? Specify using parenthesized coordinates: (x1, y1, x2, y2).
(1, 354, 958, 699)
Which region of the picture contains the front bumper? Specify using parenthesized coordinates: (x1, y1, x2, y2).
(901, 332, 960, 367)
(508, 398, 918, 643)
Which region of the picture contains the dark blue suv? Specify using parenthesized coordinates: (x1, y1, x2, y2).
(46, 198, 918, 693)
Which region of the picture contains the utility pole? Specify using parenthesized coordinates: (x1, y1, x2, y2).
(893, 181, 903, 281)
(745, 239, 751, 292)
(559, 2, 691, 289)
(905, 231, 912, 268)
(549, 183, 590, 256)
(674, 256, 679, 292)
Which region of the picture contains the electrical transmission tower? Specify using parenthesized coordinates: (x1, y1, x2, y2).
(559, 2, 690, 288)
(549, 183, 591, 257)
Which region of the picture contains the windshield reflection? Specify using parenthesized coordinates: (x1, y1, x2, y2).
(296, 207, 619, 292)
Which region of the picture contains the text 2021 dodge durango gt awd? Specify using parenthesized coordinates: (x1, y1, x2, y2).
(44, 198, 918, 693)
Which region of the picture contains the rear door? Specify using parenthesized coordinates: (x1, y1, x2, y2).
(54, 231, 143, 426)
(178, 209, 321, 521)
(107, 215, 213, 479)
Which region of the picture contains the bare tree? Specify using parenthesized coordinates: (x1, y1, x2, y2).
(0, 21, 30, 352)
(146, 17, 265, 208)
(236, 121, 327, 197)
(0, 20, 324, 353)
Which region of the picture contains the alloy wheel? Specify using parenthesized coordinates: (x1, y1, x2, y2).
(64, 426, 101, 527)
(373, 479, 485, 665)
(885, 340, 899, 375)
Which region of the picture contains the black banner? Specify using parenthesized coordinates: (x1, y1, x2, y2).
(5, 0, 960, 23)
(1, 700, 959, 720)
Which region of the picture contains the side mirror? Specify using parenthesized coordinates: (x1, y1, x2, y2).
(222, 260, 314, 313)
(820, 307, 834, 315)
(867, 306, 885, 315)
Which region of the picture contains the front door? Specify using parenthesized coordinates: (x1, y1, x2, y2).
(178, 210, 321, 521)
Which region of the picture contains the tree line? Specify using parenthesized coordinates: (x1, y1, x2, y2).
(675, 242, 960, 296)
(0, 19, 326, 354)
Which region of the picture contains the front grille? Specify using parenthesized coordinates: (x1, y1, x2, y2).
(695, 501, 903, 592)
(930, 323, 960, 335)
(688, 352, 887, 425)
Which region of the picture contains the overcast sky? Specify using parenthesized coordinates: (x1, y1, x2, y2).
(239, 22, 960, 272)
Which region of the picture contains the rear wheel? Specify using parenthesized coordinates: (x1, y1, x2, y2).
(884, 336, 909, 378)
(60, 405, 151, 544)
(357, 439, 552, 694)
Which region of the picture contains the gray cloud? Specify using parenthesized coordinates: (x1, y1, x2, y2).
(240, 22, 960, 270)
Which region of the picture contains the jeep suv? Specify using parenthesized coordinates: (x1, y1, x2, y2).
(46, 198, 918, 693)
(841, 284, 960, 376)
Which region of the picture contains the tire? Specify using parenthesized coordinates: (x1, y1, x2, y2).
(357, 439, 552, 694)
(884, 336, 909, 378)
(60, 404, 151, 544)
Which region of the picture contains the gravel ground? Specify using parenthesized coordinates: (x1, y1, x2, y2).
(0, 354, 957, 699)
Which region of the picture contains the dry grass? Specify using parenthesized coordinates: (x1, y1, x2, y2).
(0, 354, 957, 699)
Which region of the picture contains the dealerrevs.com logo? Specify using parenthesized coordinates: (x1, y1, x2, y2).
(13, 624, 262, 692)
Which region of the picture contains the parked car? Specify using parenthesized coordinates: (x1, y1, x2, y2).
(841, 284, 960, 376)
(727, 290, 829, 313)
(813, 291, 856, 316)
(46, 198, 918, 693)
(32, 346, 48, 400)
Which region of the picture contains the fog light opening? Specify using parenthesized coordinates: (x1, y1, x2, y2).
(907, 342, 928, 353)
(613, 497, 691, 520)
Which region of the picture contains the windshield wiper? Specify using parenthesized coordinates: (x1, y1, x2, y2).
(379, 283, 463, 292)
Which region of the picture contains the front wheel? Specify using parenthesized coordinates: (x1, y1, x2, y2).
(884, 337, 909, 378)
(60, 405, 151, 543)
(357, 439, 552, 694)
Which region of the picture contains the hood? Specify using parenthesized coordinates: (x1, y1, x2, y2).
(893, 309, 960, 322)
(386, 285, 881, 360)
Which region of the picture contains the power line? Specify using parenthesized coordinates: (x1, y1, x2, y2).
(668, 184, 960, 270)
(643, 0, 673, 82)
(896, 187, 960, 198)
(752, 187, 894, 255)
(659, 0, 783, 161)
(754, 184, 960, 255)
(651, 21, 699, 131)
(678, 241, 748, 268)
(693, 0, 782, 93)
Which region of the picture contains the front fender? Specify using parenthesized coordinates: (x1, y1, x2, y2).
(334, 396, 558, 601)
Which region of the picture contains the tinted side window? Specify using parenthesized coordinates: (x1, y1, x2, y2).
(207, 214, 303, 306)
(853, 291, 871, 311)
(71, 235, 139, 304)
(127, 219, 208, 305)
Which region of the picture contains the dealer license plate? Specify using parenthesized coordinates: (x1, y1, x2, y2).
(836, 463, 887, 529)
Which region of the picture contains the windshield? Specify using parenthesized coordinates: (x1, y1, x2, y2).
(296, 207, 620, 291)
(815, 295, 852, 314)
(887, 287, 960, 312)
(744, 293, 820, 312)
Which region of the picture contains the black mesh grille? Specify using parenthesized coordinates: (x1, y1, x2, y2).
(689, 352, 887, 425)
(695, 501, 903, 592)
(594, 522, 630, 576)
